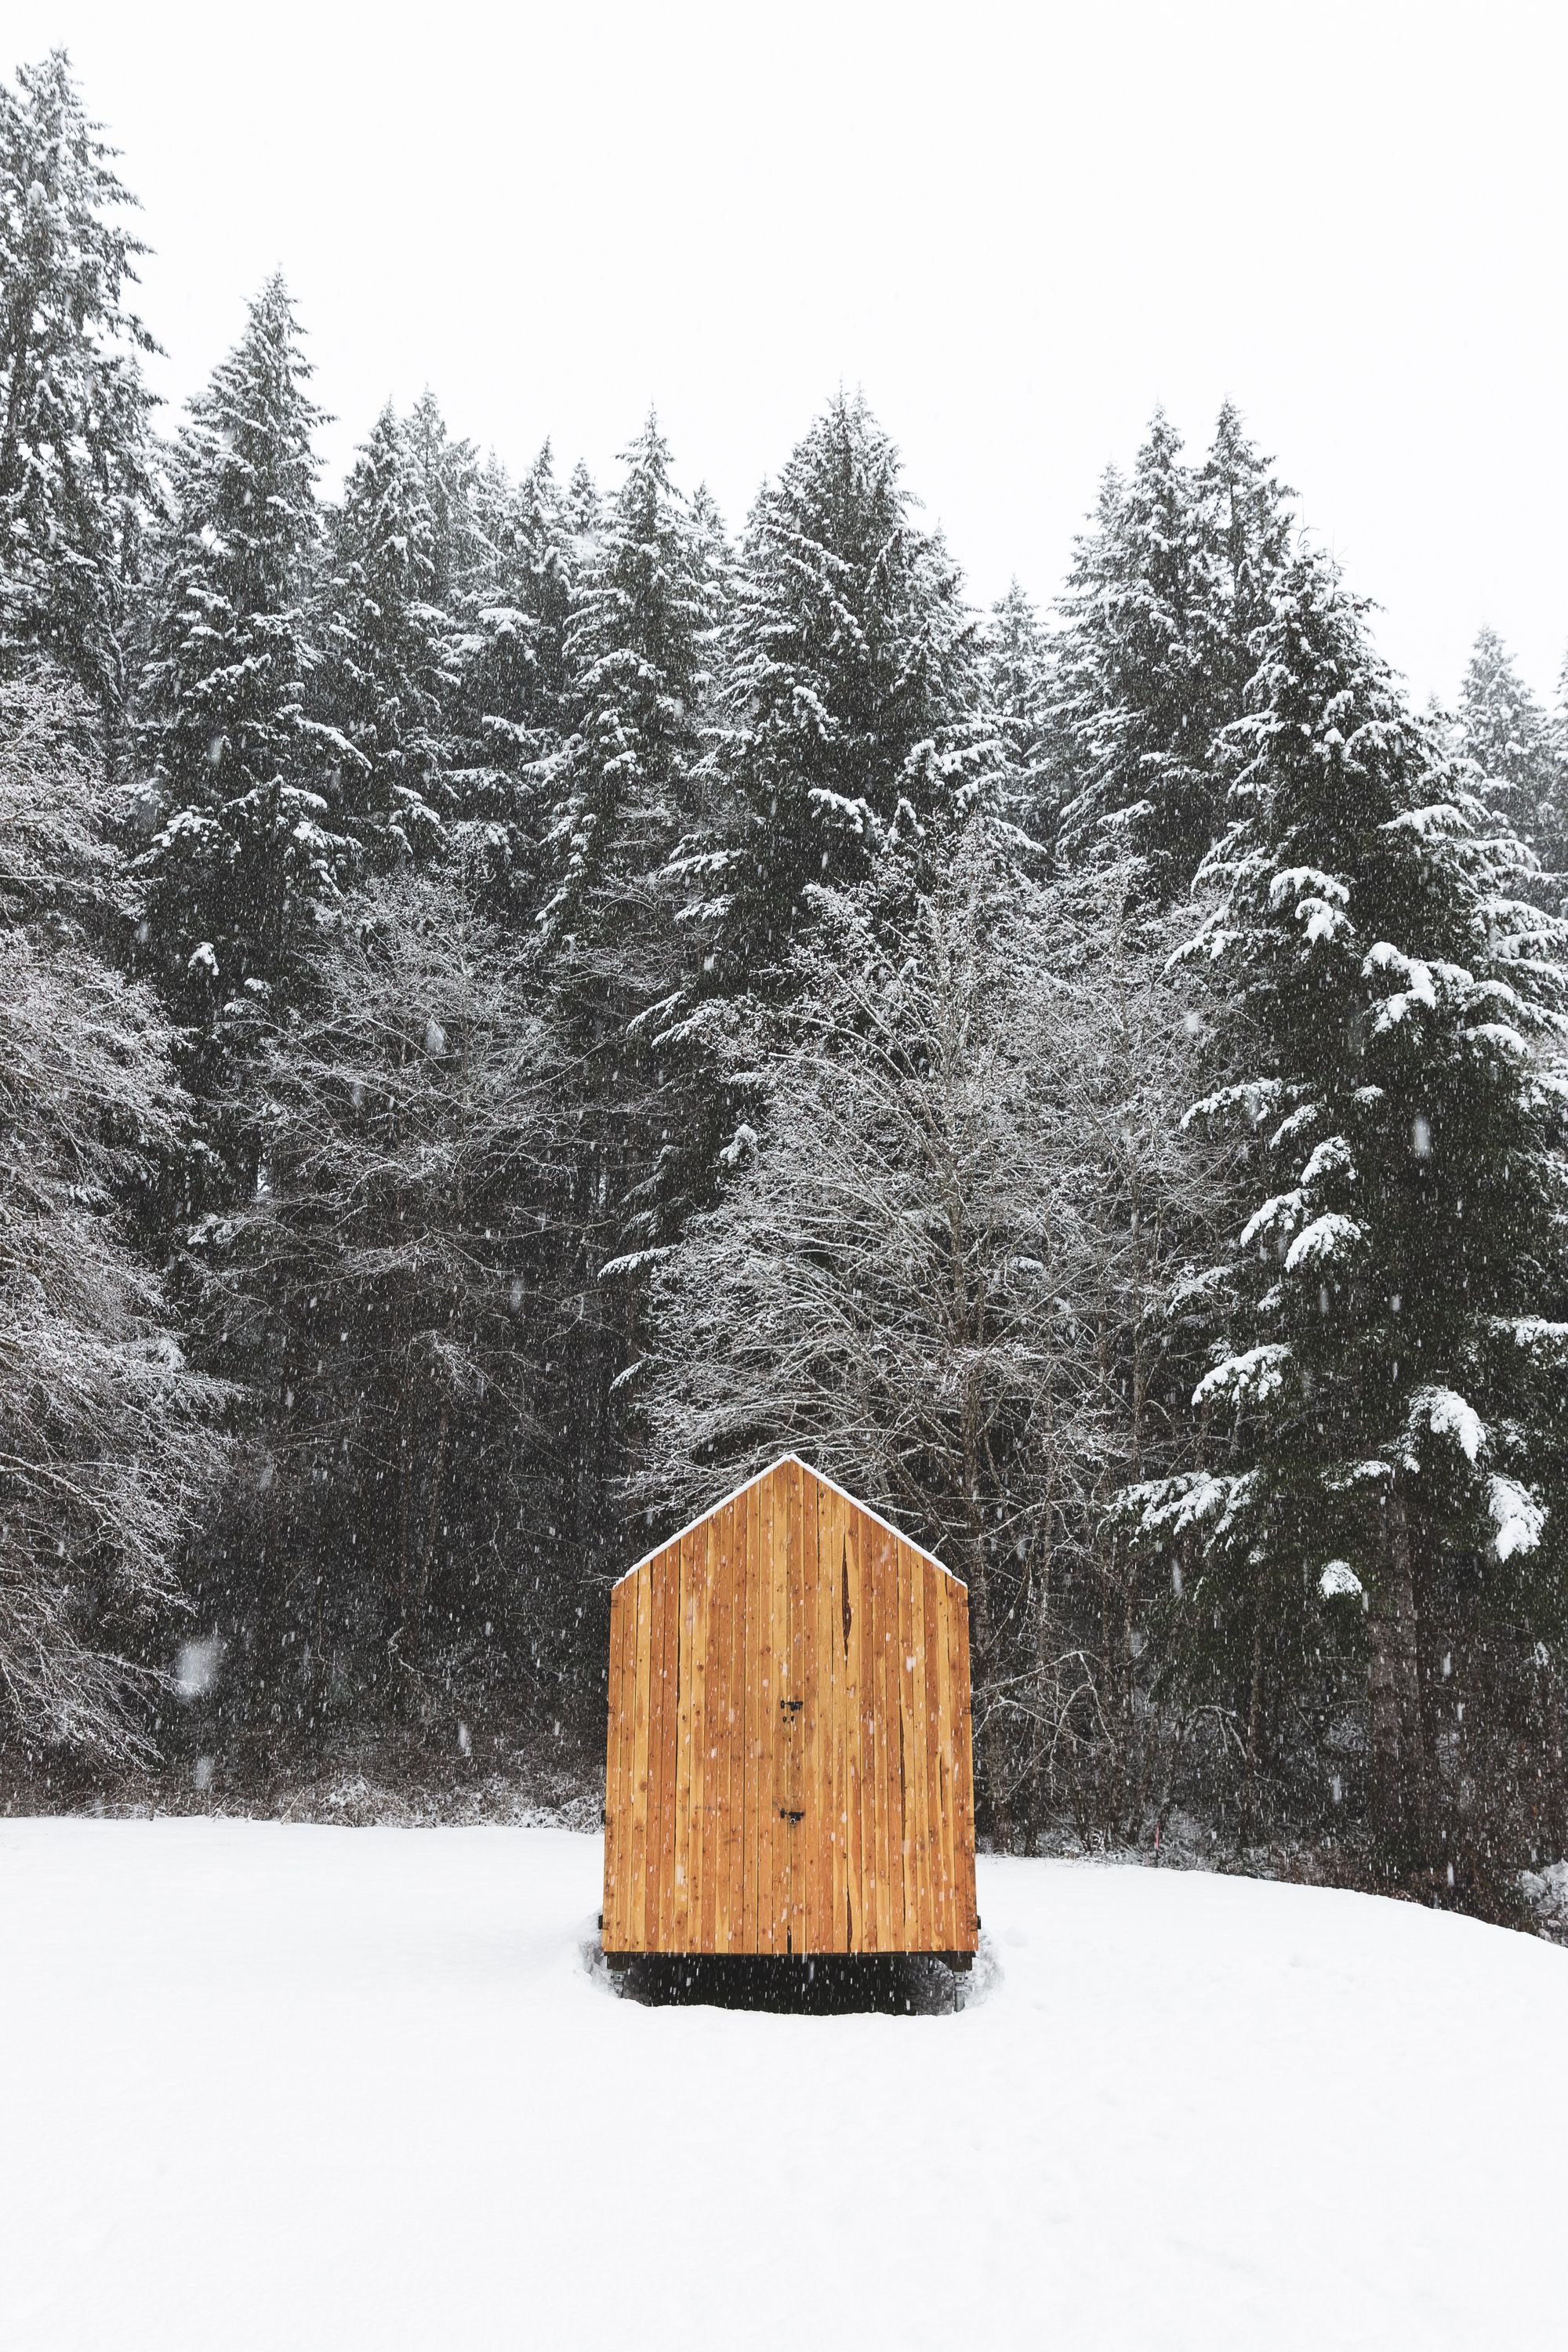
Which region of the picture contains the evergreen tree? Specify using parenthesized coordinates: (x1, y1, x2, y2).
(688, 391, 993, 978)
(510, 419, 729, 1589)
(1054, 406, 1292, 901)
(403, 387, 481, 611)
(0, 51, 158, 727)
(1192, 401, 1294, 748)
(1128, 552, 1568, 1870)
(539, 410, 714, 945)
(138, 275, 337, 1013)
(506, 442, 575, 715)
(313, 401, 451, 867)
(564, 458, 600, 545)
(449, 441, 576, 899)
(1458, 626, 1563, 872)
(984, 580, 1056, 841)
(1054, 415, 1204, 890)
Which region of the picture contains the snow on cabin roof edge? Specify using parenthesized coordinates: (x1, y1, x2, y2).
(612, 1454, 965, 1591)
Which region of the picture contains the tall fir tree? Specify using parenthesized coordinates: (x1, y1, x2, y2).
(404, 386, 481, 610)
(686, 390, 993, 979)
(539, 410, 714, 946)
(520, 417, 728, 1582)
(564, 457, 600, 545)
(0, 50, 158, 731)
(138, 275, 337, 1015)
(1054, 413, 1204, 889)
(1457, 626, 1563, 873)
(449, 441, 577, 898)
(1128, 551, 1568, 1869)
(984, 579, 1056, 841)
(313, 401, 452, 867)
(1054, 406, 1292, 901)
(1192, 401, 1294, 752)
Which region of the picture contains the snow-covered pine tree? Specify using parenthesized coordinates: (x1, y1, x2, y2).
(1054, 414, 1204, 891)
(1457, 626, 1563, 875)
(448, 441, 577, 900)
(0, 660, 227, 1762)
(1129, 550, 1568, 1868)
(1192, 401, 1294, 757)
(0, 51, 159, 731)
(504, 419, 730, 1593)
(984, 579, 1056, 842)
(564, 457, 601, 546)
(538, 410, 714, 946)
(1054, 407, 1292, 902)
(138, 274, 337, 1013)
(403, 387, 481, 612)
(505, 442, 575, 716)
(684, 391, 993, 982)
(313, 401, 452, 867)
(688, 479, 733, 615)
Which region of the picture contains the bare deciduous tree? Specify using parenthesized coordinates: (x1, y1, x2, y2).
(1, 665, 227, 1761)
(631, 828, 1228, 1847)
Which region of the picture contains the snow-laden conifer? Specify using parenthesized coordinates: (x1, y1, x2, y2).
(1457, 625, 1563, 877)
(448, 441, 577, 898)
(984, 581, 1056, 842)
(564, 459, 601, 546)
(1127, 550, 1568, 1861)
(686, 392, 993, 978)
(1054, 406, 1291, 899)
(538, 411, 715, 945)
(313, 401, 452, 866)
(138, 275, 338, 1009)
(0, 51, 158, 726)
(403, 387, 482, 609)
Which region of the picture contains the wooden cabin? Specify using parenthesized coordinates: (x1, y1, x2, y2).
(602, 1454, 978, 1965)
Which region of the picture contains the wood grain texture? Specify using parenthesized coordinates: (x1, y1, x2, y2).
(603, 1582, 626, 1946)
(601, 1458, 978, 1957)
(952, 1585, 979, 1944)
(630, 1560, 652, 1949)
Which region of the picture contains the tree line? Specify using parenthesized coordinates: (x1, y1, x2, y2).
(5, 53, 1567, 1911)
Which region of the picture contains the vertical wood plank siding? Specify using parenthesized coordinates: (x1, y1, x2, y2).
(602, 1458, 978, 1957)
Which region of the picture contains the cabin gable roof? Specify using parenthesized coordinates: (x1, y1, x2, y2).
(615, 1453, 963, 1591)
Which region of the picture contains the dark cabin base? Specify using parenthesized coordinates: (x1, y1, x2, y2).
(602, 1948, 975, 2014)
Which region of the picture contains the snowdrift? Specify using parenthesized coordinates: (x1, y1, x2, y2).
(2, 1820, 1563, 2350)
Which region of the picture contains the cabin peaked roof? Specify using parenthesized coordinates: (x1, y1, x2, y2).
(615, 1453, 964, 1590)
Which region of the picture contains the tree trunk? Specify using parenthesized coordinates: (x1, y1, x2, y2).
(408, 1400, 452, 1651)
(1243, 1602, 1265, 1843)
(968, 1544, 1013, 1854)
(1367, 1479, 1432, 1867)
(1028, 1506, 1057, 1847)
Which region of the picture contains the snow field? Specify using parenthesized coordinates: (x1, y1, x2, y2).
(2, 1819, 1564, 2350)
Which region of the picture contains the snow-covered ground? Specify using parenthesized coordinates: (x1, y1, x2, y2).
(2, 1820, 1563, 2350)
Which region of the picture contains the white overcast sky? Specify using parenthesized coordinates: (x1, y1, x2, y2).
(11, 0, 1567, 704)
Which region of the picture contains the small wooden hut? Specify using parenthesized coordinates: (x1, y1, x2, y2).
(602, 1454, 978, 1965)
